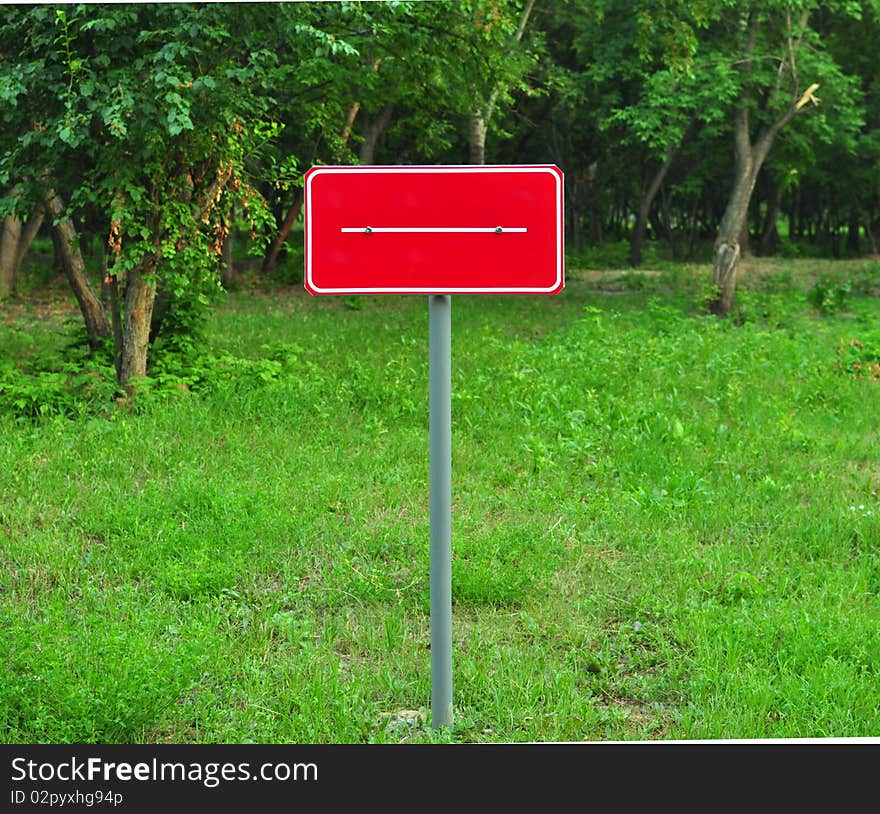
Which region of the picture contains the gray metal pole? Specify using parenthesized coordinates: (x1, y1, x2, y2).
(429, 294, 453, 729)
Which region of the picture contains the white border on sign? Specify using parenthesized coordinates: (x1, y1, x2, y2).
(304, 165, 564, 295)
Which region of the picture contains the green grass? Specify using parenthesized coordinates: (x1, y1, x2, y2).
(1, 256, 879, 743)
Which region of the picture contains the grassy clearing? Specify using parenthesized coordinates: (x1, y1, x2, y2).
(1, 256, 879, 743)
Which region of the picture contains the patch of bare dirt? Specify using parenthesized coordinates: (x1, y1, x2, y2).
(0, 288, 77, 326)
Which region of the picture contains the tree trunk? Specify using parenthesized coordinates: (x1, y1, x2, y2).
(686, 197, 699, 259)
(221, 232, 236, 289)
(586, 162, 602, 244)
(660, 183, 678, 259)
(468, 111, 488, 165)
(261, 191, 304, 275)
(103, 273, 124, 381)
(148, 285, 170, 345)
(629, 146, 678, 266)
(819, 207, 831, 254)
(847, 206, 860, 256)
(340, 57, 381, 148)
(16, 207, 44, 269)
(739, 220, 751, 258)
(340, 101, 361, 144)
(358, 102, 394, 165)
(119, 259, 158, 391)
(759, 178, 781, 255)
(709, 106, 768, 317)
(710, 163, 759, 317)
(789, 183, 800, 241)
(648, 209, 664, 242)
(263, 86, 374, 276)
(711, 160, 763, 314)
(865, 212, 879, 255)
(42, 188, 110, 347)
(0, 215, 22, 297)
(567, 170, 584, 254)
(0, 207, 44, 298)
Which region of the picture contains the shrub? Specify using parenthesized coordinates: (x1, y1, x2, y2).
(835, 337, 880, 381)
(807, 277, 851, 315)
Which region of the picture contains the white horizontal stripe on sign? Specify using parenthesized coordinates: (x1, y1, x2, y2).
(340, 227, 528, 233)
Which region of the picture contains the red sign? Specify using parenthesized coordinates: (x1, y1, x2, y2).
(304, 165, 564, 295)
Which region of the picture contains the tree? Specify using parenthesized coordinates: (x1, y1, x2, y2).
(570, 2, 705, 265)
(813, 2, 880, 255)
(258, 1, 544, 272)
(0, 5, 306, 389)
(607, 59, 735, 265)
(462, 0, 539, 164)
(703, 1, 862, 315)
(42, 185, 111, 348)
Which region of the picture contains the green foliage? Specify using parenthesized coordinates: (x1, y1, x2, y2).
(3, 260, 879, 742)
(0, 334, 118, 420)
(0, 4, 318, 373)
(835, 336, 880, 381)
(0, 360, 116, 421)
(1, 0, 878, 385)
(807, 277, 851, 314)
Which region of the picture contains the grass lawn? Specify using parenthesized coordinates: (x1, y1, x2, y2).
(1, 255, 879, 743)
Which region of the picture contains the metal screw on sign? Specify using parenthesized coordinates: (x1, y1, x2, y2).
(303, 164, 564, 729)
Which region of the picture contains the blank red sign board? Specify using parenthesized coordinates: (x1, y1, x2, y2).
(304, 165, 564, 295)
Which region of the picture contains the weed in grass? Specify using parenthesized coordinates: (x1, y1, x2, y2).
(807, 277, 852, 314)
(835, 337, 880, 382)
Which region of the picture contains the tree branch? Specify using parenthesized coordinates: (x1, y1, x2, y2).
(194, 159, 234, 224)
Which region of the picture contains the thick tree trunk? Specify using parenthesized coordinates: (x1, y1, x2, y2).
(119, 259, 158, 391)
(42, 188, 110, 347)
(709, 107, 768, 316)
(358, 102, 394, 165)
(739, 220, 751, 259)
(710, 165, 759, 317)
(0, 207, 44, 297)
(0, 216, 22, 297)
(710, 159, 764, 315)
